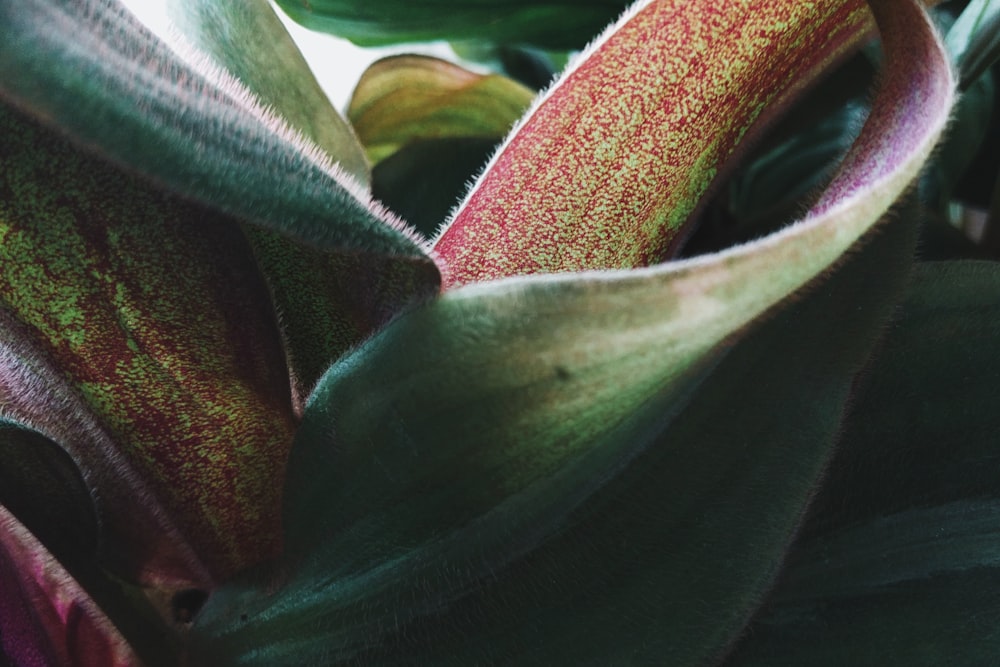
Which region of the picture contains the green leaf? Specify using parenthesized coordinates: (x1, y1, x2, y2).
(726, 502, 1000, 666)
(449, 41, 568, 89)
(0, 0, 430, 259)
(0, 103, 296, 587)
(371, 137, 498, 238)
(789, 261, 1000, 539)
(166, 0, 370, 182)
(725, 262, 1000, 666)
(922, 68, 995, 210)
(347, 55, 534, 164)
(946, 0, 1000, 89)
(272, 0, 630, 49)
(188, 186, 919, 667)
(724, 102, 865, 242)
(433, 0, 934, 286)
(242, 228, 442, 409)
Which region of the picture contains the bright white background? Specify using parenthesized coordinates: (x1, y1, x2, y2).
(119, 0, 456, 110)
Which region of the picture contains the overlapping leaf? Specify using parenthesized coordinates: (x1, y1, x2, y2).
(191, 0, 954, 663)
(273, 0, 630, 49)
(166, 0, 370, 181)
(433, 0, 893, 286)
(161, 0, 443, 399)
(189, 189, 920, 667)
(347, 55, 534, 164)
(726, 261, 1000, 665)
(0, 0, 431, 261)
(0, 505, 140, 667)
(0, 104, 295, 587)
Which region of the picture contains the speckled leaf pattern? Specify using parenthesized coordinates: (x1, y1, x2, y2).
(347, 55, 535, 164)
(0, 104, 296, 587)
(244, 227, 441, 411)
(187, 0, 955, 660)
(0, 0, 431, 260)
(433, 0, 882, 287)
(187, 147, 921, 667)
(0, 504, 139, 667)
(273, 0, 630, 49)
(160, 0, 444, 401)
(299, 0, 953, 577)
(166, 0, 370, 182)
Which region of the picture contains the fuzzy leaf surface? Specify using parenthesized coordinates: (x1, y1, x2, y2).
(166, 0, 370, 181)
(190, 191, 919, 667)
(433, 0, 900, 286)
(0, 0, 431, 260)
(0, 104, 296, 587)
(292, 0, 953, 597)
(726, 261, 1000, 666)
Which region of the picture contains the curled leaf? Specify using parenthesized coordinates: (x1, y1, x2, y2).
(347, 55, 535, 164)
(0, 505, 139, 667)
(190, 0, 954, 662)
(434, 0, 892, 286)
(0, 104, 296, 587)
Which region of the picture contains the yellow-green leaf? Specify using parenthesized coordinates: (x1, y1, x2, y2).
(348, 55, 535, 164)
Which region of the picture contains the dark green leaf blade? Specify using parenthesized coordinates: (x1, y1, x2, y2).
(273, 0, 630, 49)
(726, 503, 1000, 666)
(0, 0, 431, 259)
(371, 137, 498, 238)
(190, 211, 917, 666)
(166, 0, 370, 181)
(726, 261, 1000, 666)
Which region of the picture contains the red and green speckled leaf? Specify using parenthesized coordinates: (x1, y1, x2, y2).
(189, 0, 954, 662)
(0, 504, 139, 667)
(158, 0, 442, 401)
(0, 103, 296, 589)
(347, 55, 535, 165)
(433, 0, 891, 287)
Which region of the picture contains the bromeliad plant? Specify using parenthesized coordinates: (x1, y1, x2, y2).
(1, 0, 998, 663)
